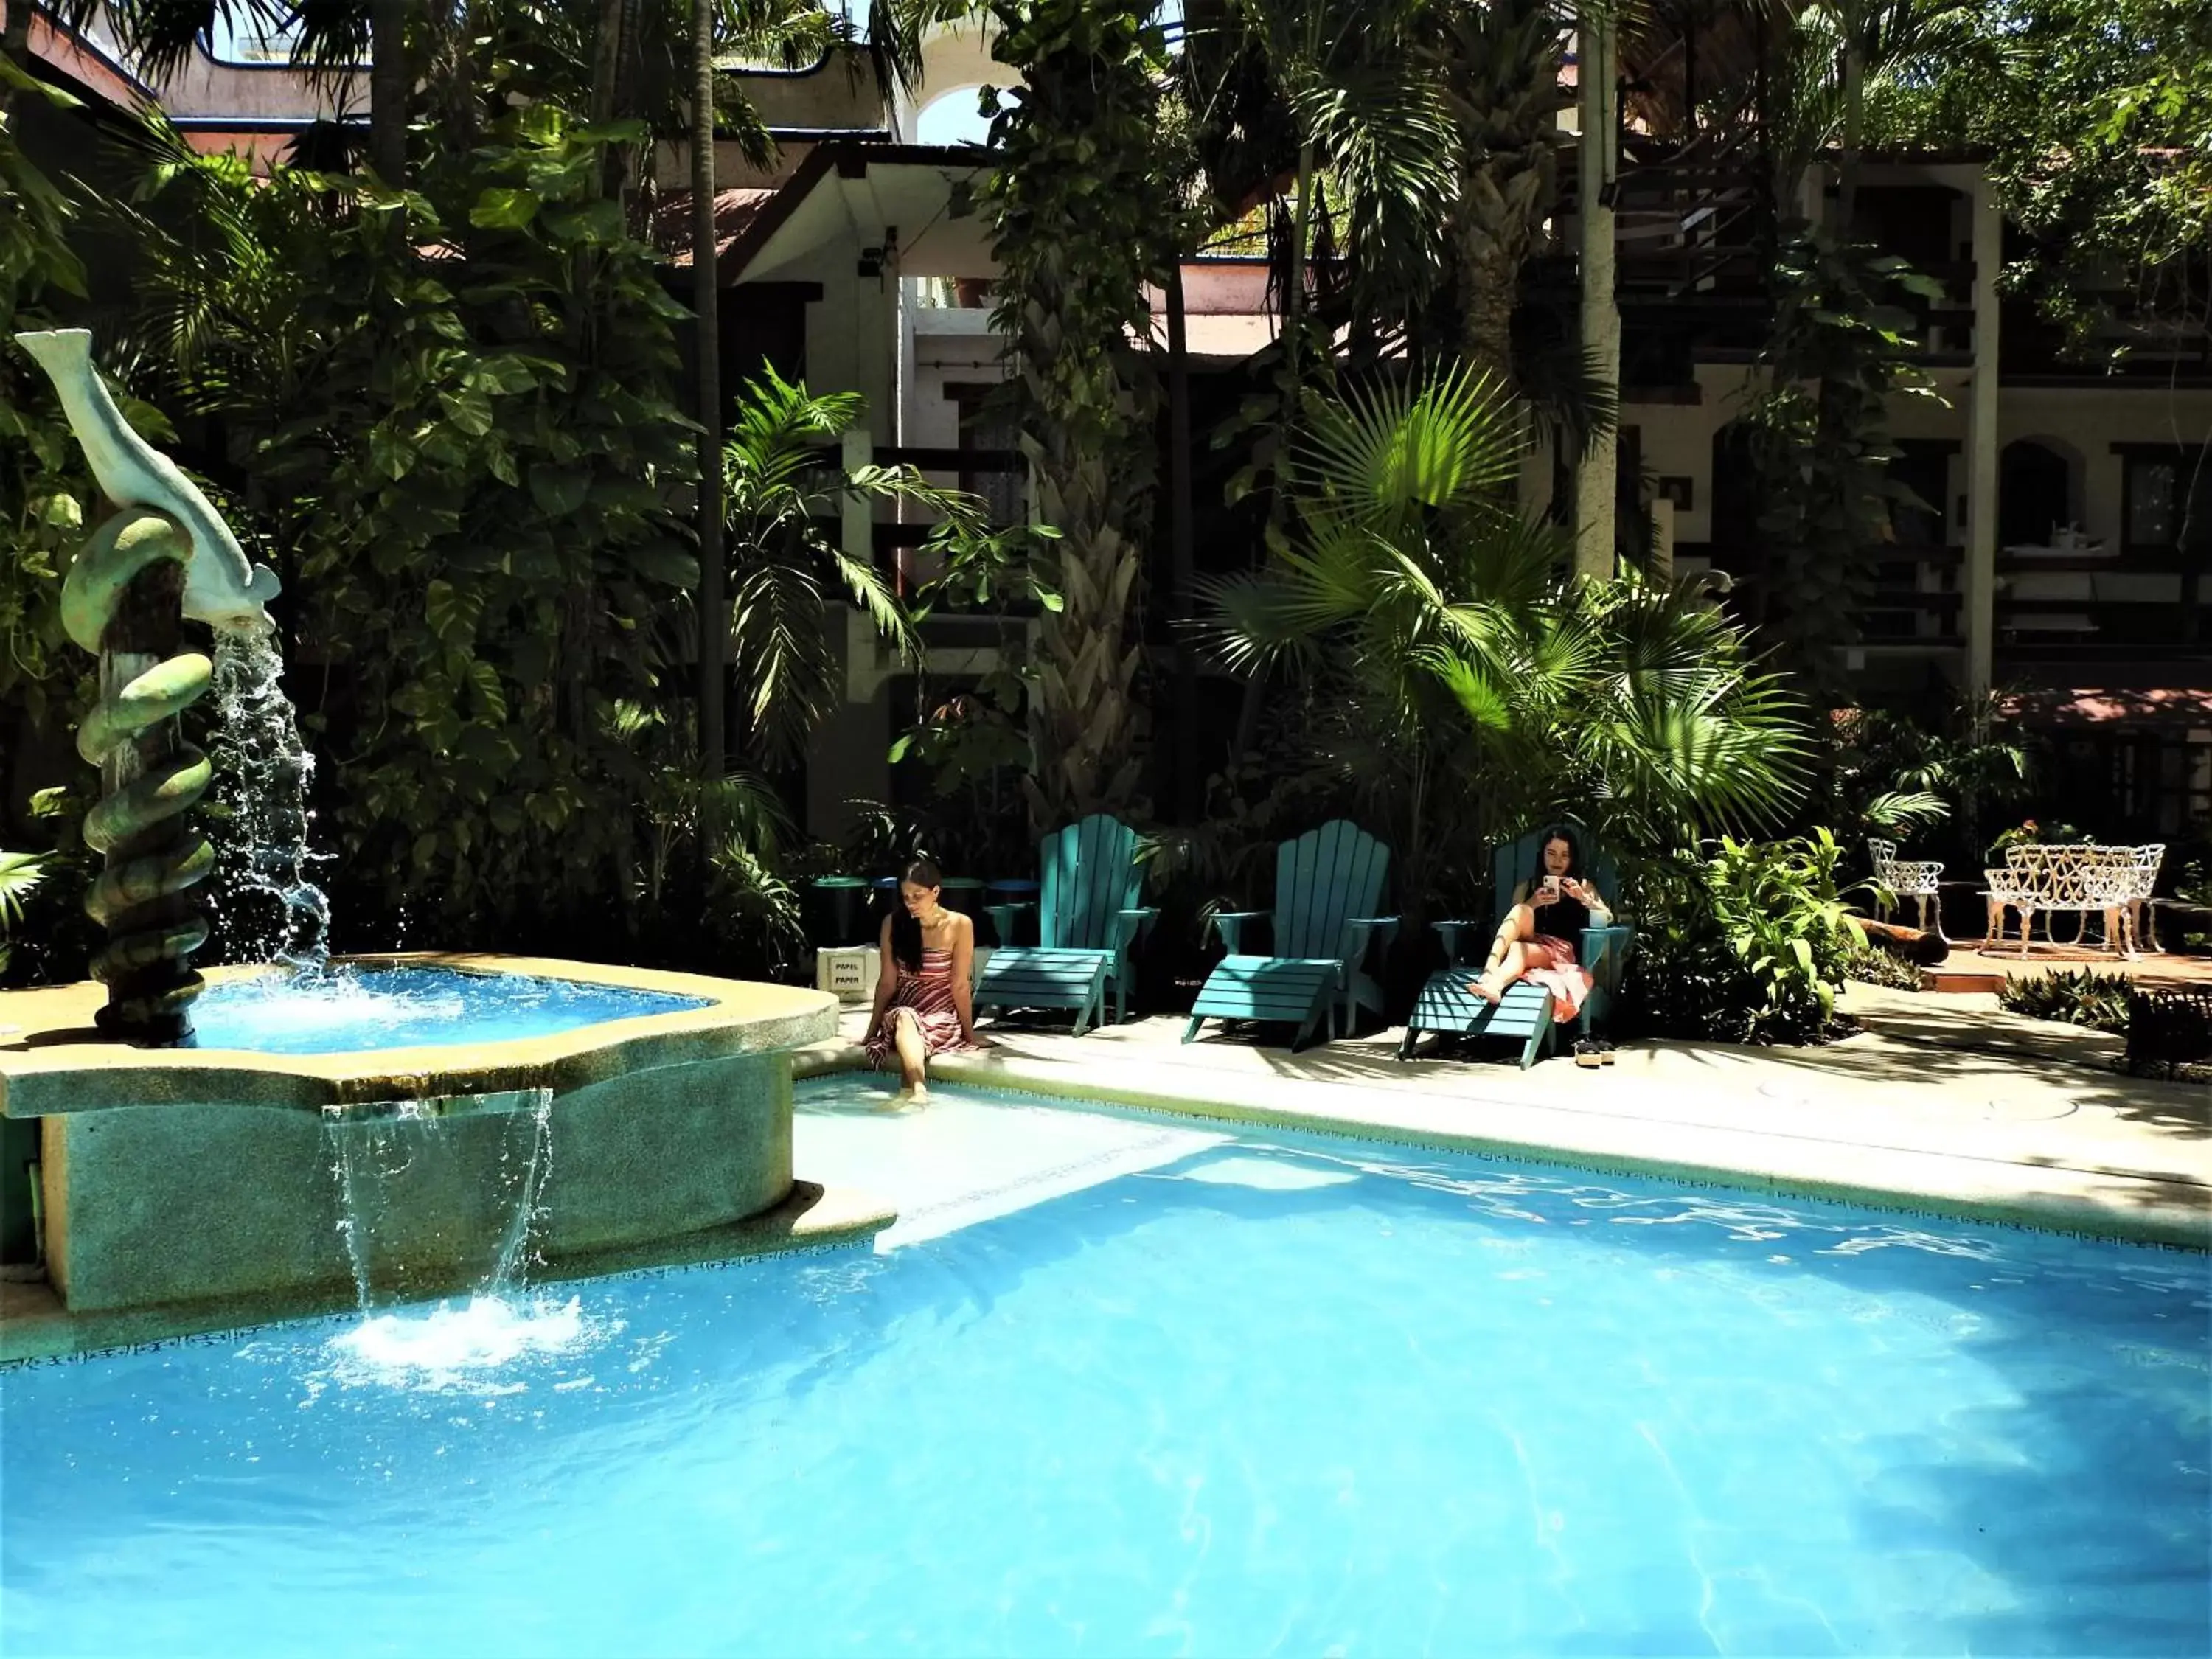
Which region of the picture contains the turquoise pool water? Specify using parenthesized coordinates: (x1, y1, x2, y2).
(188, 964, 712, 1053)
(2, 1078, 2205, 1656)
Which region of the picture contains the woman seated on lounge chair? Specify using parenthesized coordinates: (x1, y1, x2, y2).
(863, 859, 985, 1102)
(1469, 825, 1614, 1024)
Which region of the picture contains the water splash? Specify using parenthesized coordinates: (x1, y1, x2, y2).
(313, 1088, 582, 1390)
(322, 1294, 597, 1394)
(207, 629, 330, 970)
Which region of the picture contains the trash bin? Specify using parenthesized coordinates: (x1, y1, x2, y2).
(803, 876, 872, 947)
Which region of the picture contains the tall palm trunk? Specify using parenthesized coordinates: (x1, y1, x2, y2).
(1834, 31, 1865, 234)
(588, 0, 631, 201)
(4, 0, 32, 74)
(1433, 0, 1568, 389)
(369, 0, 407, 184)
(1447, 147, 1551, 384)
(1571, 6, 1618, 579)
(984, 0, 1168, 833)
(1165, 256, 1199, 818)
(692, 0, 725, 776)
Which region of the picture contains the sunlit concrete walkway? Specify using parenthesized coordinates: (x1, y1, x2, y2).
(798, 983, 2210, 1249)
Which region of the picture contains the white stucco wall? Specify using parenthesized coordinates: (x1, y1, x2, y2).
(1625, 368, 2211, 555)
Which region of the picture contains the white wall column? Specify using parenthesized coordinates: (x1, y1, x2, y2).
(1964, 181, 2002, 700)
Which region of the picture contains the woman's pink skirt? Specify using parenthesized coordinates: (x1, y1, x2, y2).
(1522, 934, 1593, 1022)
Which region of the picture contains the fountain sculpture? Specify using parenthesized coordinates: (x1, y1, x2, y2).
(16, 328, 282, 1045)
(0, 332, 866, 1360)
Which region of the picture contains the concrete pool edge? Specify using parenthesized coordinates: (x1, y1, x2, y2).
(0, 954, 840, 1115)
(794, 1046, 2211, 1250)
(0, 1179, 897, 1366)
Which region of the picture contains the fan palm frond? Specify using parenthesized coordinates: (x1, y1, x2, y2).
(1300, 361, 1523, 525)
(0, 851, 49, 933)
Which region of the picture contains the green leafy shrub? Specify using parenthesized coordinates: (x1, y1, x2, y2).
(1620, 830, 1860, 1046)
(123, 113, 700, 935)
(1997, 969, 2130, 1034)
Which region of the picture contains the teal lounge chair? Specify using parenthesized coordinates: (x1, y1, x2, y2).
(1400, 818, 1635, 1067)
(1184, 820, 1399, 1051)
(974, 813, 1155, 1036)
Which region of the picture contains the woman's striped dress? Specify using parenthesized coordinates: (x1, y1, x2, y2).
(866, 946, 978, 1068)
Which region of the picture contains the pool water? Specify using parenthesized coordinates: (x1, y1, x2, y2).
(2, 1080, 2205, 1656)
(187, 964, 712, 1054)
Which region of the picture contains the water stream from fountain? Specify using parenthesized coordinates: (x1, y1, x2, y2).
(321, 1088, 556, 1311)
(207, 629, 330, 970)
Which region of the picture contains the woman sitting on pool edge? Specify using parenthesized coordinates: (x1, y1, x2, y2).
(863, 859, 987, 1102)
(1468, 825, 1615, 1061)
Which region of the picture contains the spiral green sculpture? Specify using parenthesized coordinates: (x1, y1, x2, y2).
(16, 328, 280, 1046)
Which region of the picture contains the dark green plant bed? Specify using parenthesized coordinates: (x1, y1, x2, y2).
(1996, 969, 2131, 1034)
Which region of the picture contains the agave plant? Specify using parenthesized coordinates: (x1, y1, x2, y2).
(1203, 365, 1811, 911)
(0, 849, 49, 977)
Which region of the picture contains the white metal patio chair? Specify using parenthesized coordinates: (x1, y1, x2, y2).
(1868, 838, 1945, 936)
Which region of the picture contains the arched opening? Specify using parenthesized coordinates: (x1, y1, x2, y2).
(1999, 437, 2084, 548)
(914, 86, 992, 147)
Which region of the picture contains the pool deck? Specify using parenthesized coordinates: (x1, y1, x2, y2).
(802, 984, 2210, 1250)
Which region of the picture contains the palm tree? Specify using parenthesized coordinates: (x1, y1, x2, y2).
(717, 367, 996, 768)
(1178, 0, 1457, 386)
(1425, 0, 1572, 386)
(1206, 366, 1809, 907)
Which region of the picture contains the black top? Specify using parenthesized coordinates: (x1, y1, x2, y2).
(1533, 889, 1592, 939)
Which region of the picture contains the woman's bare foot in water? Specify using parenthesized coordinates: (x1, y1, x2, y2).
(897, 1082, 929, 1106)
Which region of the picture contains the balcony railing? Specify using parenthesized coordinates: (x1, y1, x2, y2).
(1687, 539, 2211, 665)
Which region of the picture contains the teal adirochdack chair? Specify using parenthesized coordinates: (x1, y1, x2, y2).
(1183, 819, 1399, 1051)
(1399, 818, 1636, 1068)
(973, 813, 1156, 1036)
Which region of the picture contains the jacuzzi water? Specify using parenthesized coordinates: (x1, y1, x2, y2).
(2, 1078, 2205, 1657)
(186, 964, 712, 1054)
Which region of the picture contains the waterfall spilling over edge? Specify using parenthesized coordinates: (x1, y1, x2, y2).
(321, 1088, 557, 1314)
(208, 629, 330, 970)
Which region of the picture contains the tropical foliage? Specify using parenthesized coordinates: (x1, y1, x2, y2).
(1204, 366, 1811, 918)
(1, 65, 111, 734)
(1815, 700, 2033, 867)
(1861, 0, 2212, 359)
(0, 848, 46, 976)
(1622, 830, 1862, 1046)
(1997, 967, 2132, 1035)
(118, 108, 700, 925)
(718, 367, 994, 768)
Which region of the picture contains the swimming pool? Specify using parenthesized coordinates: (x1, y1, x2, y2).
(2, 1076, 2205, 1656)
